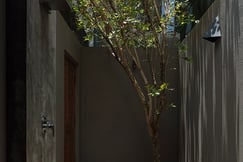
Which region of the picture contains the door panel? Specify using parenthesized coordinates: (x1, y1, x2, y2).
(64, 54, 78, 162)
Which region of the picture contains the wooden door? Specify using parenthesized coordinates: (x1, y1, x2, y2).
(64, 54, 78, 162)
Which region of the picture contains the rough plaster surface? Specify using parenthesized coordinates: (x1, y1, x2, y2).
(0, 0, 6, 161)
(27, 6, 83, 161)
(27, 1, 57, 161)
(238, 0, 243, 161)
(180, 0, 241, 161)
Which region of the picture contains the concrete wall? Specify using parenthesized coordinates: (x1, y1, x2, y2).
(0, 0, 6, 161)
(79, 46, 180, 162)
(79, 47, 152, 162)
(27, 2, 83, 161)
(27, 0, 57, 161)
(238, 0, 243, 161)
(180, 0, 241, 161)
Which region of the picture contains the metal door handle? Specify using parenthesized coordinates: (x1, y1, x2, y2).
(41, 116, 55, 137)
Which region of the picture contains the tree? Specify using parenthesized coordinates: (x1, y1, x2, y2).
(72, 0, 196, 162)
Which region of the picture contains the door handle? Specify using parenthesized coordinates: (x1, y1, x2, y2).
(41, 116, 55, 137)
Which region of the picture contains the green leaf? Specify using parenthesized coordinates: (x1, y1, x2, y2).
(160, 83, 168, 91)
(84, 34, 93, 41)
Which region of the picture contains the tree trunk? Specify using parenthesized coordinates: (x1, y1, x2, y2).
(152, 135, 160, 162)
(149, 122, 161, 162)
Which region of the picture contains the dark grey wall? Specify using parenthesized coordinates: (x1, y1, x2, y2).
(26, 0, 56, 161)
(27, 3, 84, 161)
(0, 0, 6, 161)
(180, 0, 240, 162)
(220, 0, 241, 161)
(238, 0, 243, 161)
(79, 46, 180, 162)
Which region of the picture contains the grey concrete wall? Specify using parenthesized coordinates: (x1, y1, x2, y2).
(180, 0, 241, 162)
(238, 0, 243, 161)
(79, 46, 180, 162)
(56, 11, 82, 162)
(27, 0, 57, 161)
(27, 3, 83, 161)
(0, 0, 6, 161)
(80, 47, 151, 162)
